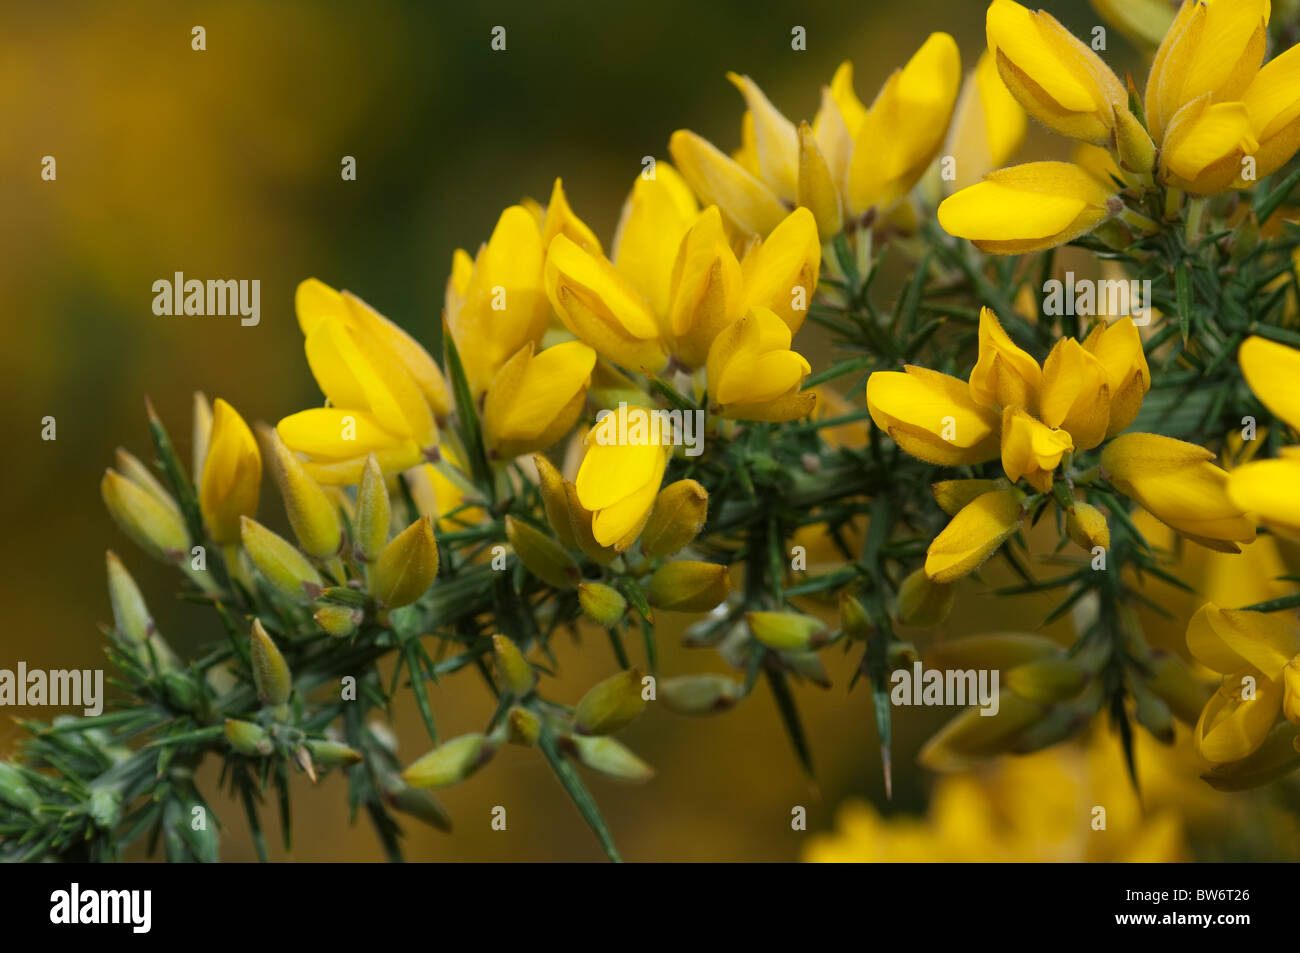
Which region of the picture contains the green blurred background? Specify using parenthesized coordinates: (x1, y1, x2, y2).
(12, 0, 1285, 862)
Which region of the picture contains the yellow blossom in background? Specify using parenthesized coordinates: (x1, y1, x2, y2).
(806, 730, 1190, 862)
(670, 34, 961, 238)
(943, 50, 1028, 192)
(199, 398, 261, 545)
(1228, 335, 1300, 538)
(1186, 603, 1300, 763)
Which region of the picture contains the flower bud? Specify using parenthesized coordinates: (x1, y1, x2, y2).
(249, 618, 292, 707)
(224, 719, 272, 756)
(199, 399, 262, 544)
(304, 739, 364, 770)
(402, 733, 495, 789)
(101, 469, 190, 565)
(506, 706, 541, 747)
(1005, 657, 1086, 704)
(641, 480, 709, 558)
(505, 515, 580, 589)
(371, 516, 440, 609)
(114, 447, 182, 522)
(532, 454, 578, 548)
(895, 569, 954, 627)
(240, 516, 324, 601)
(839, 592, 874, 641)
(269, 430, 342, 559)
(1130, 681, 1174, 744)
(161, 671, 201, 712)
(917, 691, 1045, 771)
(747, 611, 829, 651)
(492, 634, 537, 696)
(578, 582, 627, 627)
(1066, 501, 1110, 551)
(567, 735, 654, 783)
(646, 561, 730, 613)
(659, 673, 743, 715)
(353, 453, 391, 563)
(192, 390, 214, 478)
(381, 776, 453, 832)
(105, 551, 155, 645)
(574, 668, 646, 735)
(313, 604, 362, 639)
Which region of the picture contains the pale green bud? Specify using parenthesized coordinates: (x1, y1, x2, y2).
(371, 516, 439, 609)
(574, 668, 646, 735)
(250, 618, 292, 706)
(240, 516, 324, 601)
(224, 719, 272, 756)
(567, 735, 654, 783)
(505, 516, 580, 589)
(640, 479, 708, 558)
(314, 604, 362, 639)
(659, 673, 742, 715)
(354, 453, 390, 563)
(401, 733, 495, 789)
(578, 582, 627, 627)
(747, 611, 828, 651)
(506, 706, 541, 746)
(895, 569, 955, 627)
(270, 430, 343, 559)
(492, 634, 537, 696)
(305, 739, 364, 770)
(646, 561, 730, 613)
(105, 551, 155, 645)
(101, 469, 190, 565)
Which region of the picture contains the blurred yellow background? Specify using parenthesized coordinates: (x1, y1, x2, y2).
(5, 0, 1296, 861)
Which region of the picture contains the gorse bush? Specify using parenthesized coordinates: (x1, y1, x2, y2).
(5, 0, 1300, 862)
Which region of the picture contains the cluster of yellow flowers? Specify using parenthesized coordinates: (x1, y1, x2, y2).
(89, 0, 1300, 861)
(942, 0, 1300, 250)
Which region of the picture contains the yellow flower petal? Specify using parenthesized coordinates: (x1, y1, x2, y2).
(668, 129, 789, 236)
(1239, 335, 1300, 432)
(925, 488, 1024, 583)
(866, 366, 1001, 466)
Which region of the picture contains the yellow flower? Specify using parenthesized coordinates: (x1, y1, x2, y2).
(669, 35, 961, 237)
(1240, 44, 1300, 183)
(1101, 433, 1256, 551)
(1038, 337, 1111, 450)
(547, 168, 818, 372)
(866, 366, 1001, 466)
(986, 0, 1128, 146)
(545, 232, 668, 374)
(1000, 408, 1073, 494)
(925, 487, 1025, 582)
(943, 49, 1028, 191)
(1080, 317, 1151, 437)
(705, 307, 815, 422)
(1159, 99, 1259, 195)
(938, 161, 1119, 254)
(1145, 0, 1270, 145)
(445, 186, 590, 397)
(1186, 603, 1300, 763)
(574, 405, 669, 550)
(483, 340, 596, 459)
(968, 306, 1042, 413)
(296, 278, 450, 420)
(199, 398, 262, 544)
(1228, 335, 1300, 537)
(280, 281, 443, 485)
